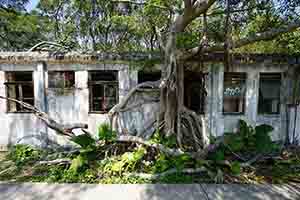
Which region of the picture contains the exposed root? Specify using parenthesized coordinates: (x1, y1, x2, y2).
(179, 107, 209, 151)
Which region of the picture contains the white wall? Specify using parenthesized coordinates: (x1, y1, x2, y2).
(0, 61, 298, 150)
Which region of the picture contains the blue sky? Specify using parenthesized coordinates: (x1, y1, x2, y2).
(26, 0, 39, 11)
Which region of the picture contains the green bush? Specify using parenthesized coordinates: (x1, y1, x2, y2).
(224, 120, 275, 154)
(8, 144, 42, 166)
(98, 123, 117, 141)
(150, 131, 177, 148)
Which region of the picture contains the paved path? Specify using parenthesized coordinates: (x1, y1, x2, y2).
(0, 182, 299, 200)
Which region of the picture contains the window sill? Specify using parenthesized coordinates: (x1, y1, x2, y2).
(6, 111, 34, 114)
(258, 114, 281, 118)
(223, 112, 245, 116)
(89, 111, 109, 114)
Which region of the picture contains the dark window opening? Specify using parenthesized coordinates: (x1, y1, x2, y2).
(223, 72, 246, 114)
(89, 71, 118, 113)
(138, 71, 161, 84)
(5, 72, 34, 112)
(48, 71, 75, 88)
(184, 71, 206, 114)
(258, 73, 281, 114)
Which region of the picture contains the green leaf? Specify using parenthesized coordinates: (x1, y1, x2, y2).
(72, 134, 96, 148)
(69, 154, 88, 173)
(231, 161, 241, 175)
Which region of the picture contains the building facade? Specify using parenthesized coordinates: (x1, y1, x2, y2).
(0, 52, 299, 150)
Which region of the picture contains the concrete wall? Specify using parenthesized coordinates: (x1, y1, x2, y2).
(0, 61, 298, 149)
(207, 63, 290, 141)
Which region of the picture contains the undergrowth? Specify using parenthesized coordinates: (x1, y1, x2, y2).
(0, 120, 299, 184)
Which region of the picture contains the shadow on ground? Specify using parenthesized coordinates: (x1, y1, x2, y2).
(0, 183, 299, 200)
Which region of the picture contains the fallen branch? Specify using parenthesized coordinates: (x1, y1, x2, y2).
(241, 154, 263, 167)
(117, 135, 186, 157)
(126, 167, 207, 180)
(0, 166, 17, 176)
(35, 158, 72, 166)
(0, 96, 88, 139)
(116, 135, 221, 160)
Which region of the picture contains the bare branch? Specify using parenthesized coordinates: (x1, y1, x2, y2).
(35, 158, 72, 166)
(0, 96, 88, 138)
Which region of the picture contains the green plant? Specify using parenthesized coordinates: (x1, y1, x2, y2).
(223, 120, 275, 154)
(71, 134, 96, 149)
(100, 146, 147, 175)
(150, 131, 177, 148)
(98, 123, 117, 141)
(8, 144, 42, 166)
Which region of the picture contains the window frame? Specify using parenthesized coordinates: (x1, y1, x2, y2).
(258, 73, 282, 115)
(223, 72, 247, 115)
(48, 71, 75, 89)
(88, 71, 119, 114)
(184, 71, 207, 115)
(5, 72, 35, 113)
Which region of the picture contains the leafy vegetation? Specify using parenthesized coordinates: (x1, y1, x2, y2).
(0, 121, 299, 184)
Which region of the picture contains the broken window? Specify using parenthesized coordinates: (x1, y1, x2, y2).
(184, 71, 206, 114)
(258, 73, 281, 114)
(88, 71, 118, 113)
(48, 71, 75, 88)
(5, 72, 34, 112)
(138, 71, 161, 84)
(223, 73, 246, 114)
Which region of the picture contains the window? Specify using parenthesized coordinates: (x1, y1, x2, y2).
(138, 71, 161, 84)
(89, 71, 118, 113)
(258, 73, 281, 114)
(184, 71, 206, 114)
(48, 71, 75, 88)
(223, 73, 246, 114)
(5, 72, 34, 112)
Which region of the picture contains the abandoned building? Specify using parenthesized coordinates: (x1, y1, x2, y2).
(0, 52, 299, 150)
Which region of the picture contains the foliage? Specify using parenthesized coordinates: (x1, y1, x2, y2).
(223, 120, 276, 154)
(100, 146, 147, 175)
(98, 123, 117, 141)
(8, 144, 42, 166)
(150, 131, 177, 148)
(72, 134, 96, 149)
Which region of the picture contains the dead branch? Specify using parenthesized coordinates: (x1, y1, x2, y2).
(116, 135, 221, 160)
(35, 158, 72, 166)
(0, 96, 88, 139)
(126, 167, 207, 180)
(117, 135, 187, 157)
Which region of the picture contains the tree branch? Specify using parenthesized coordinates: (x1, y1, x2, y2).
(0, 96, 88, 139)
(185, 20, 300, 59)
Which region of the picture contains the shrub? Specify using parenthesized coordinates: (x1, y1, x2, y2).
(98, 123, 117, 141)
(8, 144, 42, 166)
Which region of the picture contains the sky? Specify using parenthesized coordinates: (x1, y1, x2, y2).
(26, 0, 40, 11)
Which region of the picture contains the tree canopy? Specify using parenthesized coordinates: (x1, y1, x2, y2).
(0, 0, 299, 54)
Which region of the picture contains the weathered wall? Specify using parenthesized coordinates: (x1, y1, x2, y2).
(0, 52, 299, 149)
(207, 63, 291, 141)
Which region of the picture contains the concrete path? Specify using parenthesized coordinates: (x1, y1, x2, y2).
(0, 182, 299, 200)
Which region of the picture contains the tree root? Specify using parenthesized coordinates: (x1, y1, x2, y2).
(126, 167, 207, 180)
